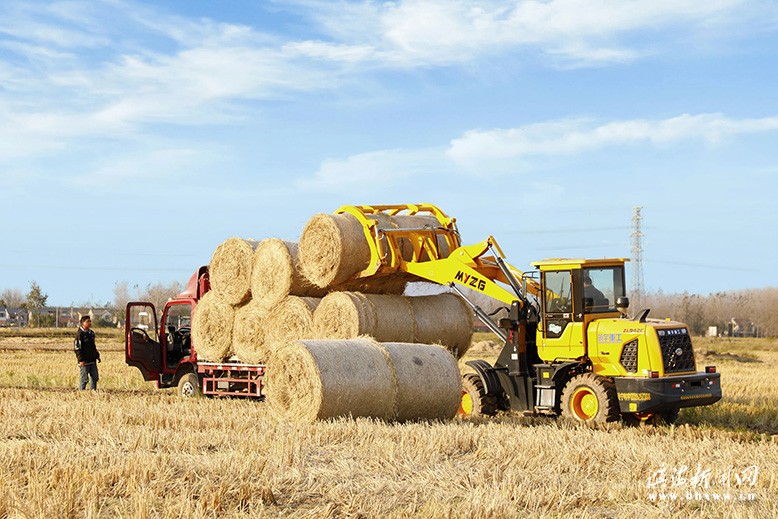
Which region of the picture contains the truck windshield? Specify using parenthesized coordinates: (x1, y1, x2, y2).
(582, 266, 625, 313)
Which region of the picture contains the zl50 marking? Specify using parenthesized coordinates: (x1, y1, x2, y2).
(454, 271, 487, 291)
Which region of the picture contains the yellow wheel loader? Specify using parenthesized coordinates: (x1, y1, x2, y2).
(333, 204, 721, 425)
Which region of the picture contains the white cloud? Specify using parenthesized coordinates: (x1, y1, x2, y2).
(298, 0, 755, 66)
(296, 112, 778, 188)
(297, 148, 446, 193)
(446, 113, 778, 168)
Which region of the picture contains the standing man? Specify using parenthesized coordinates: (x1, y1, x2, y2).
(75, 315, 100, 390)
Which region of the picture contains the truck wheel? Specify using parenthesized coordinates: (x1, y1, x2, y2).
(560, 373, 620, 423)
(459, 374, 497, 417)
(177, 372, 202, 399)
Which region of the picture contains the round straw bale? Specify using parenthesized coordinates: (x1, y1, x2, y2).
(251, 239, 327, 309)
(209, 237, 259, 306)
(376, 342, 462, 422)
(266, 339, 395, 422)
(313, 292, 376, 339)
(232, 299, 269, 364)
(299, 213, 370, 288)
(409, 293, 474, 358)
(191, 291, 235, 362)
(265, 296, 321, 344)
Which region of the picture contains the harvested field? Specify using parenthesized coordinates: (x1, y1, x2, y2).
(0, 335, 776, 517)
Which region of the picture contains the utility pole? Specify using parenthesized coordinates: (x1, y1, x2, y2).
(631, 207, 645, 310)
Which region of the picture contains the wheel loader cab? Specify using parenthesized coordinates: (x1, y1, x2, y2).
(533, 259, 627, 364)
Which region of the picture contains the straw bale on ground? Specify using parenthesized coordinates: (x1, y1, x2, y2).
(209, 237, 259, 306)
(232, 299, 269, 364)
(313, 292, 472, 356)
(377, 342, 462, 422)
(251, 239, 326, 310)
(191, 291, 235, 362)
(265, 296, 321, 345)
(266, 339, 395, 422)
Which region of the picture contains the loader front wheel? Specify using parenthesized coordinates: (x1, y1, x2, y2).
(459, 374, 497, 417)
(560, 373, 620, 423)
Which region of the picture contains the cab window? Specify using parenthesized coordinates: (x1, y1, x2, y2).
(543, 270, 572, 338)
(582, 266, 625, 313)
(544, 271, 572, 313)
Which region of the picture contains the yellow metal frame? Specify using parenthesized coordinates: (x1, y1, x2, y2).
(334, 204, 542, 305)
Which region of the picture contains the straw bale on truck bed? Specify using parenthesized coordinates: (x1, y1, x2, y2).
(191, 291, 235, 361)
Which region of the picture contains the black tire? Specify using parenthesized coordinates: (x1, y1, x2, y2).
(560, 373, 620, 423)
(459, 373, 498, 417)
(177, 372, 202, 399)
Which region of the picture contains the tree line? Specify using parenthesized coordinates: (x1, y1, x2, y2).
(637, 287, 778, 337)
(4, 281, 777, 336)
(1, 280, 184, 327)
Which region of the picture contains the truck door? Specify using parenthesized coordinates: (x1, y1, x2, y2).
(126, 303, 161, 381)
(539, 270, 585, 361)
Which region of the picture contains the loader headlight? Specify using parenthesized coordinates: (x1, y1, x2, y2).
(675, 347, 684, 357)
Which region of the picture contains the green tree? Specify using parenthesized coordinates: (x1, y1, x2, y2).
(26, 281, 48, 328)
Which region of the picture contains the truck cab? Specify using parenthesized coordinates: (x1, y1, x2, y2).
(125, 266, 208, 391)
(125, 266, 266, 398)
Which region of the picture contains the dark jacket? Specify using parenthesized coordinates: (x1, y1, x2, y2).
(74, 327, 100, 364)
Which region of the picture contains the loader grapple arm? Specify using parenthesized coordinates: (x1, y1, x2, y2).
(334, 204, 542, 306)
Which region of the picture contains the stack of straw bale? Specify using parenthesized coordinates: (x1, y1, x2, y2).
(194, 211, 474, 373)
(266, 338, 461, 422)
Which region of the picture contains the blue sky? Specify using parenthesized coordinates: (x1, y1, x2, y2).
(1, 0, 777, 306)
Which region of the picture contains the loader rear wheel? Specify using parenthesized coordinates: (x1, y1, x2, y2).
(560, 373, 620, 423)
(459, 374, 497, 417)
(177, 372, 202, 399)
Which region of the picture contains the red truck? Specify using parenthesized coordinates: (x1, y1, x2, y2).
(125, 266, 266, 398)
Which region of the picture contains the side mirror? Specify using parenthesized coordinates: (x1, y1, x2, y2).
(616, 296, 630, 316)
